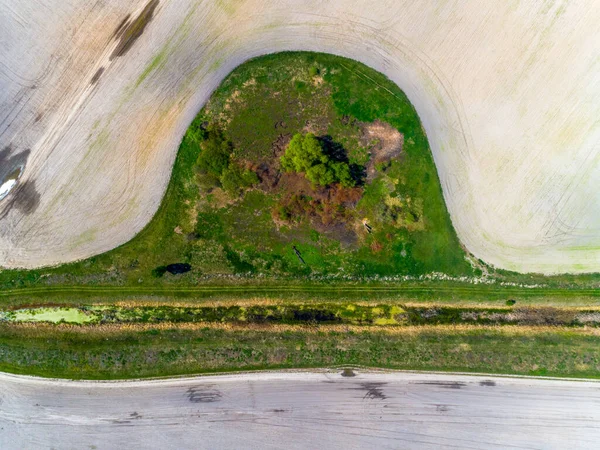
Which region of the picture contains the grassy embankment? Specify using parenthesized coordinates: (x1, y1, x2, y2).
(0, 52, 599, 379)
(0, 324, 598, 380)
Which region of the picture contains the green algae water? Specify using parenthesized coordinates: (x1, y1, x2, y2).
(2, 307, 94, 324)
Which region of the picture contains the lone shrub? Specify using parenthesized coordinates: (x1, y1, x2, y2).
(152, 265, 168, 278)
(280, 132, 356, 188)
(195, 125, 258, 195)
(196, 127, 232, 177)
(281, 133, 327, 173)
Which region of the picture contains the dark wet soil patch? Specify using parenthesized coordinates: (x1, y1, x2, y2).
(187, 386, 223, 403)
(3, 167, 21, 184)
(10, 180, 40, 214)
(91, 67, 105, 85)
(356, 382, 388, 400)
(413, 381, 467, 389)
(112, 14, 132, 38)
(0, 146, 28, 186)
(110, 0, 159, 60)
(346, 382, 388, 400)
(0, 147, 39, 217)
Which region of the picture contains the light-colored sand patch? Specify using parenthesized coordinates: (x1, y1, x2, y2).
(361, 120, 403, 181)
(0, 179, 17, 201)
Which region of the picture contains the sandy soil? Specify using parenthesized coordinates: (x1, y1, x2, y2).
(2, 0, 600, 273)
(361, 120, 403, 181)
(0, 370, 599, 449)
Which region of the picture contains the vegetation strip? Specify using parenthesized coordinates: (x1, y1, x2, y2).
(4, 304, 600, 328)
(0, 324, 598, 380)
(3, 283, 600, 312)
(2, 284, 600, 297)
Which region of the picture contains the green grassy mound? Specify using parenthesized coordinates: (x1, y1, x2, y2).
(1, 52, 471, 289)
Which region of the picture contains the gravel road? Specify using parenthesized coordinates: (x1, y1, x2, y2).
(1, 370, 598, 449)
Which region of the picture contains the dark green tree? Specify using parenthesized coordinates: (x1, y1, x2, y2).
(195, 128, 232, 177)
(306, 163, 335, 186)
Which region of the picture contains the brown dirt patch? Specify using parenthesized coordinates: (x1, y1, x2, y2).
(360, 120, 403, 181)
(209, 187, 234, 209)
(273, 173, 362, 246)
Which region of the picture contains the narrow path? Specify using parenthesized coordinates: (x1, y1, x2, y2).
(1, 283, 599, 300)
(0, 370, 598, 449)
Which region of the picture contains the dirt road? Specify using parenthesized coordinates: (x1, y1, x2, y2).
(0, 371, 598, 449)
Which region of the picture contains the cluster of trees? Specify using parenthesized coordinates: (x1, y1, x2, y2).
(195, 127, 258, 195)
(280, 133, 355, 188)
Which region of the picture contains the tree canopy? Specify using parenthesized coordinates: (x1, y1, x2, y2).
(195, 128, 232, 177)
(195, 126, 258, 195)
(280, 133, 355, 188)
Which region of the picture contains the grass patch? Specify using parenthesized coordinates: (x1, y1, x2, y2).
(0, 324, 598, 380)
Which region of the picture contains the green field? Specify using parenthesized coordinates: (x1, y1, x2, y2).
(1, 52, 599, 380)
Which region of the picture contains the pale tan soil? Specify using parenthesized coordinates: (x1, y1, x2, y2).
(361, 120, 404, 181)
(2, 1, 600, 273)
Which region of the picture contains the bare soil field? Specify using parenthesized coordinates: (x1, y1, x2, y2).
(2, 0, 600, 273)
